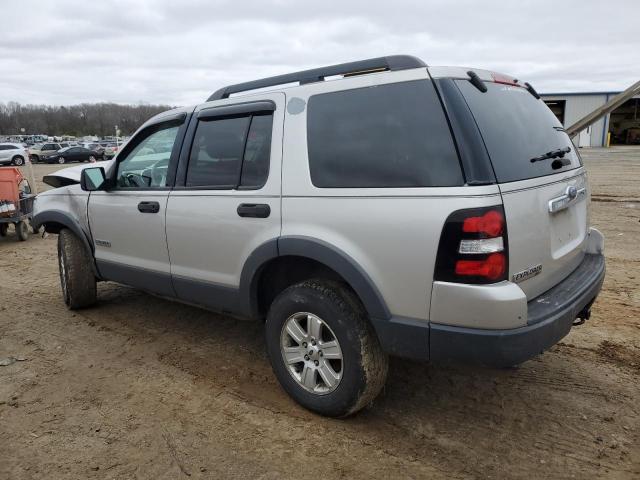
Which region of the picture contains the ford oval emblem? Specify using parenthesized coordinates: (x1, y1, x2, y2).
(567, 186, 577, 199)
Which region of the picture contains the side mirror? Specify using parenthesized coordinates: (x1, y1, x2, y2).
(80, 167, 107, 191)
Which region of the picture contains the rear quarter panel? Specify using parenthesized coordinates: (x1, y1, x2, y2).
(280, 69, 502, 320)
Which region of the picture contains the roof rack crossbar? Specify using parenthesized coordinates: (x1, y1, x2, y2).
(207, 55, 426, 101)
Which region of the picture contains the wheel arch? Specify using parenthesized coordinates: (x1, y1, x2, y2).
(33, 210, 98, 276)
(240, 236, 391, 322)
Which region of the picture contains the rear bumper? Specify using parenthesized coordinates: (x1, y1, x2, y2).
(429, 252, 605, 366)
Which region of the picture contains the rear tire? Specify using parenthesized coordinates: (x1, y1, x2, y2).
(12, 156, 24, 166)
(57, 229, 97, 309)
(265, 280, 388, 417)
(16, 221, 28, 241)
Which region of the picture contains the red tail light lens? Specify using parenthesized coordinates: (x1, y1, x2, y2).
(462, 210, 504, 237)
(455, 253, 506, 281)
(434, 206, 508, 284)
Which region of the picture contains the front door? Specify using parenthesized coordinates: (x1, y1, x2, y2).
(165, 94, 284, 315)
(88, 115, 188, 296)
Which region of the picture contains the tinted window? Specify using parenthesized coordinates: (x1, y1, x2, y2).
(307, 80, 463, 188)
(240, 115, 272, 188)
(116, 124, 180, 188)
(0, 145, 10, 151)
(187, 114, 272, 188)
(455, 81, 581, 183)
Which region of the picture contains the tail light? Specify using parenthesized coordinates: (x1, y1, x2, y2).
(434, 206, 508, 284)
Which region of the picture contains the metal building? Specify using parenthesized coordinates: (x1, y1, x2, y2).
(541, 92, 640, 147)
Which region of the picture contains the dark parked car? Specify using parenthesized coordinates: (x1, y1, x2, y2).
(46, 146, 103, 164)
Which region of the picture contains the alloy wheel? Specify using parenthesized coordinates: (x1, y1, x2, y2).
(280, 312, 343, 394)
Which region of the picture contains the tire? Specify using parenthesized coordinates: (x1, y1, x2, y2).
(31, 155, 39, 163)
(89, 155, 96, 163)
(12, 156, 25, 166)
(265, 280, 388, 417)
(57, 229, 97, 309)
(58, 156, 66, 164)
(0, 224, 7, 237)
(16, 221, 29, 241)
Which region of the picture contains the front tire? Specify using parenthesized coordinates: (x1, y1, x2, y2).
(0, 224, 7, 237)
(57, 229, 97, 309)
(12, 156, 25, 166)
(265, 280, 388, 417)
(58, 156, 66, 164)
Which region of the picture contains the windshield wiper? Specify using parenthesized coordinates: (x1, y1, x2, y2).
(530, 146, 571, 163)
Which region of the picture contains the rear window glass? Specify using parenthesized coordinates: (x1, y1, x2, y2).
(307, 80, 463, 188)
(456, 81, 581, 183)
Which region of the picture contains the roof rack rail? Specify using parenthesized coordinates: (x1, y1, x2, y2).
(207, 55, 426, 101)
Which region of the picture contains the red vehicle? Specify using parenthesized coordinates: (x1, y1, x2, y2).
(0, 167, 36, 241)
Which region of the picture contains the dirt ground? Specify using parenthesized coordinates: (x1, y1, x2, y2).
(1, 148, 639, 479)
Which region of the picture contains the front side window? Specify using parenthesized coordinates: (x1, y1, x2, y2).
(307, 80, 463, 188)
(187, 113, 272, 188)
(116, 124, 180, 188)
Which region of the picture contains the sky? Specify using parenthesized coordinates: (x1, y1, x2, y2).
(1, 0, 639, 106)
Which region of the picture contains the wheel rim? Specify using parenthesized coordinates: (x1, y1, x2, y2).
(280, 312, 343, 394)
(58, 157, 65, 164)
(14, 157, 23, 166)
(89, 156, 96, 162)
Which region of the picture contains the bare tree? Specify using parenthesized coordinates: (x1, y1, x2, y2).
(0, 102, 172, 137)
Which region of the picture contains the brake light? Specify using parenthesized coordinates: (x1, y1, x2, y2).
(491, 73, 519, 86)
(455, 253, 506, 281)
(462, 210, 504, 237)
(434, 206, 508, 284)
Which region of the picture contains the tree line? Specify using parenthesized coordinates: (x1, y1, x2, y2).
(0, 102, 172, 137)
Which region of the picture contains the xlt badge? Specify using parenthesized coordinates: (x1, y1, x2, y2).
(513, 264, 542, 283)
(95, 239, 111, 248)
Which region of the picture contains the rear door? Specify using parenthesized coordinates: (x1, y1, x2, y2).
(165, 94, 284, 314)
(455, 79, 587, 299)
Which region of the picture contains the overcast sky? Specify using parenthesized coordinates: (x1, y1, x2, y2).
(1, 0, 638, 106)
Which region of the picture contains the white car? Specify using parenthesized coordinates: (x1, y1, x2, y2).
(0, 143, 28, 166)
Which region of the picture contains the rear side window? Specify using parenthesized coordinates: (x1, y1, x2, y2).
(307, 80, 463, 188)
(187, 113, 272, 188)
(456, 81, 581, 183)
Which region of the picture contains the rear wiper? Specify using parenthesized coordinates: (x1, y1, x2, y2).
(530, 146, 571, 163)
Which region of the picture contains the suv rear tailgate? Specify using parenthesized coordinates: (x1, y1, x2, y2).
(500, 170, 588, 299)
(454, 76, 588, 300)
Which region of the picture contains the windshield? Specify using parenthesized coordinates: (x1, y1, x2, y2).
(456, 80, 581, 183)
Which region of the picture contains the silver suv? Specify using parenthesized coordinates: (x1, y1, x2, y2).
(34, 56, 605, 417)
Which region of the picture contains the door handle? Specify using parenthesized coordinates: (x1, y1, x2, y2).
(237, 203, 271, 218)
(138, 201, 160, 213)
